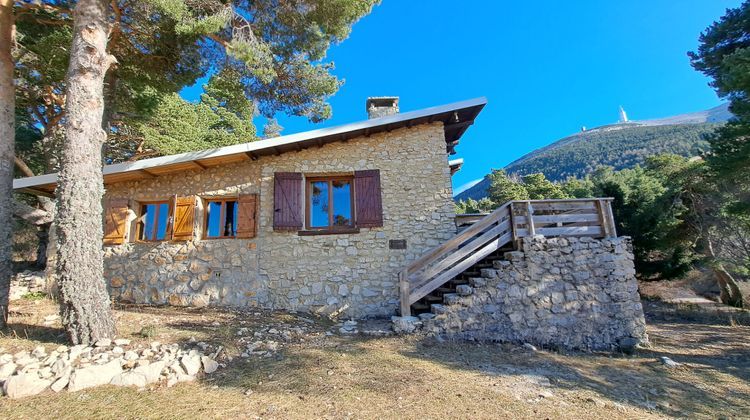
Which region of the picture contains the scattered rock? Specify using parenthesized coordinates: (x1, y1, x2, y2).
(659, 356, 681, 368)
(0, 362, 17, 380)
(114, 339, 131, 346)
(133, 360, 166, 383)
(94, 338, 112, 347)
(110, 371, 148, 388)
(3, 373, 52, 399)
(180, 355, 201, 376)
(522, 343, 538, 352)
(68, 359, 123, 392)
(201, 356, 218, 374)
(392, 316, 422, 334)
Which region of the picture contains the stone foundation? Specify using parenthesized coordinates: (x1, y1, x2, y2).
(420, 236, 648, 351)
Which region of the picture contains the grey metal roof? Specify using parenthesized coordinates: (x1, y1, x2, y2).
(14, 97, 487, 196)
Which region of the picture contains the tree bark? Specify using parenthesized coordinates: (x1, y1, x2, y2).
(706, 235, 744, 308)
(0, 0, 15, 329)
(56, 0, 116, 344)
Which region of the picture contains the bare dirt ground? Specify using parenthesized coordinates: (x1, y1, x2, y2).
(0, 297, 748, 419)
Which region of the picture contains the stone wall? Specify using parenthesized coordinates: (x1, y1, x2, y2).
(103, 122, 456, 318)
(10, 271, 45, 300)
(421, 236, 648, 351)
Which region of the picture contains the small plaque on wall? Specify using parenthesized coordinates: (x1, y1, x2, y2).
(389, 239, 407, 250)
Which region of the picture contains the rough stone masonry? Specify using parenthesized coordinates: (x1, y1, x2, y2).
(103, 123, 456, 319)
(417, 236, 648, 351)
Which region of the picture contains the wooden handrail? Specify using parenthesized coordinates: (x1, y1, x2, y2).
(398, 198, 617, 316)
(404, 202, 512, 276)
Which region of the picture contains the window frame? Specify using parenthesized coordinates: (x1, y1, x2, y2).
(203, 197, 240, 239)
(136, 200, 173, 242)
(305, 175, 356, 232)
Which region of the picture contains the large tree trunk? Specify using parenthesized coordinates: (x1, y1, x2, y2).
(56, 0, 116, 344)
(706, 235, 744, 308)
(0, 0, 15, 329)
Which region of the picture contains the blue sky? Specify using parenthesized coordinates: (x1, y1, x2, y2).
(182, 1, 740, 195)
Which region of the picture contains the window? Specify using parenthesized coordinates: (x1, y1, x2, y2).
(137, 201, 172, 241)
(204, 199, 238, 238)
(306, 176, 354, 230)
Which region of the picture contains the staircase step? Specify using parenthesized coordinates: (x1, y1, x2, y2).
(456, 284, 473, 296)
(411, 302, 430, 312)
(431, 304, 447, 315)
(480, 268, 497, 279)
(436, 287, 454, 294)
(493, 259, 511, 269)
(469, 277, 487, 288)
(443, 293, 460, 305)
(423, 295, 443, 303)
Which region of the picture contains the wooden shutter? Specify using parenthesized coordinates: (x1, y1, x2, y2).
(103, 198, 129, 245)
(355, 169, 383, 228)
(171, 196, 196, 241)
(237, 194, 258, 238)
(273, 172, 302, 231)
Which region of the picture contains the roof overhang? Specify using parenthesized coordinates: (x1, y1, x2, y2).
(14, 97, 487, 196)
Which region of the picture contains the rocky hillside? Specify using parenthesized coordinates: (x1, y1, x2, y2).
(456, 104, 730, 202)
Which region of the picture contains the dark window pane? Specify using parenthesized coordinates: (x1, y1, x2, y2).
(225, 201, 237, 237)
(156, 203, 169, 240)
(142, 204, 156, 241)
(310, 181, 329, 228)
(207, 201, 222, 237)
(332, 180, 351, 226)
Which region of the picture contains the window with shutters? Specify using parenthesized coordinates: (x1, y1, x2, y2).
(137, 201, 172, 242)
(204, 198, 238, 239)
(305, 176, 355, 231)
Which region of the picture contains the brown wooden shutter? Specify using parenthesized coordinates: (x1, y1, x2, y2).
(103, 198, 129, 245)
(273, 172, 302, 231)
(355, 169, 383, 228)
(171, 196, 196, 241)
(237, 194, 258, 238)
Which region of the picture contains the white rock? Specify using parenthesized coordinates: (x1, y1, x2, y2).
(68, 345, 86, 362)
(124, 350, 139, 361)
(133, 360, 166, 383)
(180, 355, 201, 376)
(110, 371, 148, 388)
(0, 362, 17, 380)
(0, 354, 12, 364)
(660, 356, 681, 368)
(114, 339, 131, 346)
(3, 373, 52, 398)
(112, 346, 124, 355)
(201, 356, 218, 374)
(67, 359, 123, 392)
(50, 371, 70, 392)
(50, 358, 69, 376)
(31, 346, 46, 358)
(94, 338, 112, 347)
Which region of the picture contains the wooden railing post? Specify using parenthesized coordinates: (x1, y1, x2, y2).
(399, 269, 411, 317)
(525, 201, 536, 236)
(604, 200, 617, 238)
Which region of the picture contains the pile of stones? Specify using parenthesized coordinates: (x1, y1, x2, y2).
(0, 338, 220, 399)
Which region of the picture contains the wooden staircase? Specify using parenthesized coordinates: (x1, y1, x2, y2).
(399, 198, 617, 316)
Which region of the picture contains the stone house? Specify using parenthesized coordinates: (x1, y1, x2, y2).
(14, 97, 486, 319)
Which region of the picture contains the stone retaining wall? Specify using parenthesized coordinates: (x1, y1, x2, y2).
(103, 123, 456, 318)
(421, 236, 648, 351)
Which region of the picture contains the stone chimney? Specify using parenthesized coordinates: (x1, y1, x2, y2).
(366, 97, 399, 119)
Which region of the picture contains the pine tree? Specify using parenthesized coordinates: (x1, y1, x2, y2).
(55, 0, 117, 343)
(0, 0, 14, 328)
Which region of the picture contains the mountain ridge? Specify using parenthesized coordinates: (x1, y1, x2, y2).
(455, 103, 732, 202)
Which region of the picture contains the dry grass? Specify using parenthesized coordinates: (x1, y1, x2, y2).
(0, 299, 748, 419)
